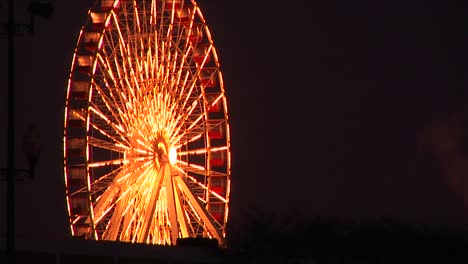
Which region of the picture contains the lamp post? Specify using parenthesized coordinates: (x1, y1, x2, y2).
(1, 1, 52, 263)
(6, 2, 16, 263)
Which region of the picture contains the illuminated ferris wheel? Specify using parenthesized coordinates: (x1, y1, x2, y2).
(63, 0, 231, 246)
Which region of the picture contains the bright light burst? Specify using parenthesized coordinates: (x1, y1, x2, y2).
(169, 147, 177, 165)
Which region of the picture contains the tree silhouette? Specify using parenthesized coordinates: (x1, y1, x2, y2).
(224, 207, 468, 263)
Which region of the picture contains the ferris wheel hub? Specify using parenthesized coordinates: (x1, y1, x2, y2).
(153, 134, 170, 164)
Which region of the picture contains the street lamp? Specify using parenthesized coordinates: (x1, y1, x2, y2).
(1, 1, 52, 263)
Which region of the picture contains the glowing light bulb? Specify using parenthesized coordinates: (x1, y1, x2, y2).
(168, 147, 177, 165)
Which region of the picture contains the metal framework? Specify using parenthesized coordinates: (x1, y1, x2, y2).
(63, 0, 231, 246)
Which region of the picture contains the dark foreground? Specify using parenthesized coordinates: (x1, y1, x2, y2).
(2, 216, 468, 263)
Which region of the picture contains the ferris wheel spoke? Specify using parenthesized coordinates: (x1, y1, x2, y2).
(174, 68, 198, 113)
(101, 201, 123, 240)
(102, 163, 154, 240)
(163, 98, 178, 134)
(89, 100, 128, 138)
(170, 26, 192, 93)
(174, 69, 190, 102)
(92, 79, 128, 130)
(89, 104, 130, 141)
(112, 5, 127, 52)
(150, 17, 160, 81)
(175, 166, 227, 203)
(168, 91, 202, 140)
(163, 164, 179, 244)
(91, 162, 145, 214)
(88, 136, 128, 153)
(161, 45, 183, 104)
(178, 146, 228, 156)
(173, 179, 190, 238)
(88, 156, 150, 168)
(69, 165, 123, 198)
(170, 112, 204, 144)
(136, 164, 165, 242)
(88, 121, 131, 150)
(101, 49, 132, 104)
(173, 175, 222, 241)
(102, 203, 122, 240)
(137, 164, 179, 243)
(94, 54, 133, 117)
(92, 182, 119, 225)
(182, 198, 203, 236)
(91, 167, 122, 192)
(120, 176, 157, 242)
(165, 33, 186, 96)
(176, 160, 227, 178)
(166, 50, 179, 97)
(164, 101, 188, 140)
(120, 200, 138, 241)
(141, 1, 151, 37)
(116, 162, 154, 196)
(111, 12, 140, 101)
(174, 133, 203, 150)
(133, 1, 142, 34)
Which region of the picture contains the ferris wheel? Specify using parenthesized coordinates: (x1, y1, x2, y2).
(63, 0, 231, 246)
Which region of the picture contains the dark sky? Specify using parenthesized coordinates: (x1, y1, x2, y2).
(1, 0, 468, 245)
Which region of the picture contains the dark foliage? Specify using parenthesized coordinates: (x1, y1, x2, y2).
(224, 210, 468, 263)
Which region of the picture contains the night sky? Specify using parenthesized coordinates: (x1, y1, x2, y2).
(1, 0, 468, 246)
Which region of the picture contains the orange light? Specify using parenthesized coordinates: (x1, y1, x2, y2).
(169, 147, 177, 165)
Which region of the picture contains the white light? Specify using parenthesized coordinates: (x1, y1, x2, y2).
(168, 147, 177, 165)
